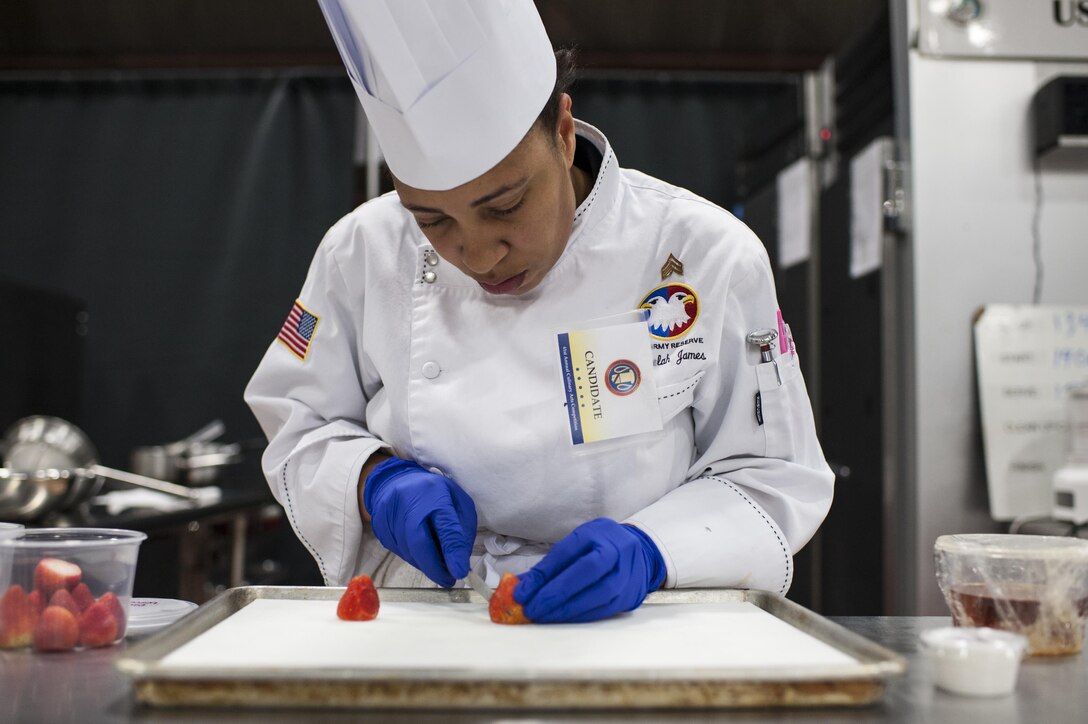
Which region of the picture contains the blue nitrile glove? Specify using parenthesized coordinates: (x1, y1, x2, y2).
(362, 456, 477, 588)
(513, 518, 666, 623)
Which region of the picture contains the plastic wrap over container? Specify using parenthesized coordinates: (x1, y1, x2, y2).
(935, 534, 1088, 656)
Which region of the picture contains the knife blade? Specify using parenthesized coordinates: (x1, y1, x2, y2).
(463, 570, 493, 601)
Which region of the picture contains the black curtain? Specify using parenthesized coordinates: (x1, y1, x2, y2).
(572, 73, 800, 211)
(0, 71, 357, 466)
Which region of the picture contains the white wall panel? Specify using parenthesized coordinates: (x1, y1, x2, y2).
(907, 55, 1088, 613)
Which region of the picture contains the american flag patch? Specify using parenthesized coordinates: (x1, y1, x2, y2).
(277, 300, 320, 360)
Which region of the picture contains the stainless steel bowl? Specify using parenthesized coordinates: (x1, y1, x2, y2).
(0, 416, 202, 522)
(0, 416, 104, 520)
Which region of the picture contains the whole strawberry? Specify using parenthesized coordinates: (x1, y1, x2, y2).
(70, 583, 95, 612)
(336, 575, 379, 621)
(97, 592, 127, 631)
(0, 585, 38, 649)
(79, 602, 119, 648)
(48, 589, 81, 617)
(33, 606, 79, 652)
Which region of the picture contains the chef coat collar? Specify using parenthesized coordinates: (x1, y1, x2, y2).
(572, 134, 603, 182)
(564, 119, 619, 255)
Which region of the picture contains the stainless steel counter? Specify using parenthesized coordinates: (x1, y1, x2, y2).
(2, 616, 1085, 723)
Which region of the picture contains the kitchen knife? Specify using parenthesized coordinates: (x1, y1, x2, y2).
(463, 570, 493, 601)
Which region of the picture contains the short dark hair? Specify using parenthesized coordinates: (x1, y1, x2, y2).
(534, 47, 577, 144)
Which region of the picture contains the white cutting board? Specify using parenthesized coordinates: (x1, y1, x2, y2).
(161, 599, 858, 677)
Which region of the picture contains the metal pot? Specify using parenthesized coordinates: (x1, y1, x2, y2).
(130, 420, 243, 486)
(0, 416, 203, 522)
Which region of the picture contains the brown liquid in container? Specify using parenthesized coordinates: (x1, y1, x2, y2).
(949, 583, 1088, 656)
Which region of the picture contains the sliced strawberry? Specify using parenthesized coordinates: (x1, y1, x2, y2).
(489, 573, 530, 625)
(48, 589, 81, 617)
(27, 589, 45, 615)
(97, 592, 126, 632)
(0, 585, 37, 649)
(70, 583, 95, 612)
(33, 558, 82, 598)
(78, 601, 119, 648)
(336, 575, 379, 621)
(33, 606, 79, 652)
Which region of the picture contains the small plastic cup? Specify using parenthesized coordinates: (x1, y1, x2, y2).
(0, 528, 147, 652)
(0, 523, 24, 539)
(921, 627, 1027, 697)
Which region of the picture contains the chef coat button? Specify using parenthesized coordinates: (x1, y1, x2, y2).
(424, 250, 439, 267)
(422, 361, 441, 379)
(423, 270, 437, 284)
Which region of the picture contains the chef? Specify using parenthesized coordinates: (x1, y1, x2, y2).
(245, 0, 834, 624)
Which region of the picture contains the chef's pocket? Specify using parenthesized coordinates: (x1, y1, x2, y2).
(656, 370, 705, 424)
(754, 356, 807, 460)
(569, 370, 704, 458)
(571, 370, 703, 459)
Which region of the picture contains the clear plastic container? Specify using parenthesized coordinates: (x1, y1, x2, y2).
(0, 528, 147, 652)
(934, 534, 1088, 655)
(921, 627, 1027, 697)
(0, 523, 24, 591)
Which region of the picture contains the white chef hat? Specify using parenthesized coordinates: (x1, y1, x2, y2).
(316, 0, 557, 191)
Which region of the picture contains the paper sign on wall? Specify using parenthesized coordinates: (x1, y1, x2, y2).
(776, 157, 811, 269)
(974, 305, 1088, 520)
(849, 138, 887, 279)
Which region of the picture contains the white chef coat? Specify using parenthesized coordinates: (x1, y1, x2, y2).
(245, 121, 834, 594)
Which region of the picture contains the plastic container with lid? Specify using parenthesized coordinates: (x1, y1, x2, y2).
(921, 627, 1027, 697)
(934, 533, 1088, 655)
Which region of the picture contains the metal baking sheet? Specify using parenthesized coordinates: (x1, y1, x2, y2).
(116, 586, 905, 709)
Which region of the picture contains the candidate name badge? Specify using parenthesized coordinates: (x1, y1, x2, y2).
(556, 311, 662, 445)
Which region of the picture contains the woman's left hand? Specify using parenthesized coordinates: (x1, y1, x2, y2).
(513, 518, 666, 623)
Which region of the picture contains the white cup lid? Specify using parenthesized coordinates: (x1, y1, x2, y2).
(921, 626, 1027, 653)
(0, 522, 24, 540)
(126, 598, 198, 636)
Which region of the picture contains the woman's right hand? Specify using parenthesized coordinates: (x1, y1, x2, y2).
(361, 456, 477, 587)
